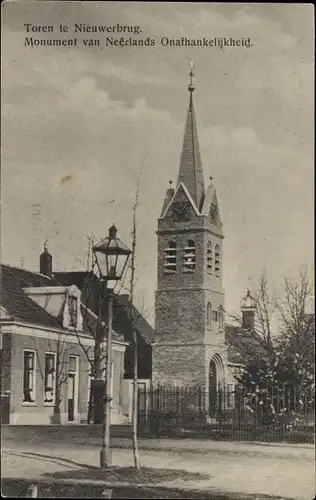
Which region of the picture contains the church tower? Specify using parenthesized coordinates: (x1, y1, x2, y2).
(152, 66, 228, 393)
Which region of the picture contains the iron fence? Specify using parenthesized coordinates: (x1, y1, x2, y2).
(138, 385, 315, 443)
(1, 394, 10, 424)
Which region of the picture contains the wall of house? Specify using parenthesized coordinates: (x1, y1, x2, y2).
(122, 378, 151, 421)
(1, 333, 12, 394)
(9, 333, 88, 424)
(6, 330, 126, 425)
(112, 348, 125, 410)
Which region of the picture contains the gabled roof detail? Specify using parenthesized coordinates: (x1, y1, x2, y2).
(201, 183, 215, 216)
(0, 264, 64, 329)
(201, 183, 222, 225)
(160, 185, 175, 217)
(161, 181, 200, 219)
(0, 264, 122, 341)
(177, 89, 205, 211)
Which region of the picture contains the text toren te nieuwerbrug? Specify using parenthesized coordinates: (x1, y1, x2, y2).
(23, 23, 254, 49)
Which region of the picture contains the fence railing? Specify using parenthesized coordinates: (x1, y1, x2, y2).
(137, 385, 315, 443)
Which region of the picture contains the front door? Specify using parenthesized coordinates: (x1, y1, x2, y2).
(68, 356, 78, 422)
(68, 374, 75, 422)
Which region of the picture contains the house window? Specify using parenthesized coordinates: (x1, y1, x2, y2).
(212, 310, 218, 322)
(44, 353, 56, 404)
(23, 350, 36, 403)
(183, 240, 196, 273)
(215, 244, 220, 277)
(207, 242, 213, 274)
(164, 241, 177, 273)
(227, 384, 235, 409)
(69, 296, 78, 327)
(69, 355, 77, 373)
(207, 302, 212, 329)
(218, 306, 224, 332)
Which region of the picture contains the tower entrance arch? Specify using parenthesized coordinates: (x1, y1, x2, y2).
(208, 354, 225, 416)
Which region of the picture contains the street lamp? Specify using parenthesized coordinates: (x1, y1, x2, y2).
(93, 224, 131, 468)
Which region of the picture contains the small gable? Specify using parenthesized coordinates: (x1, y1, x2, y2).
(202, 185, 221, 226)
(162, 182, 200, 221)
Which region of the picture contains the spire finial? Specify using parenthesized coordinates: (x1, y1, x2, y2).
(44, 239, 48, 252)
(188, 59, 195, 93)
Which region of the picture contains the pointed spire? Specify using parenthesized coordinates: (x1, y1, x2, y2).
(177, 62, 205, 211)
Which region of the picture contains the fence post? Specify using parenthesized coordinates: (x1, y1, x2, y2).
(26, 484, 38, 498)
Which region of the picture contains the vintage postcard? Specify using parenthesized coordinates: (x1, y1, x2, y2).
(1, 2, 314, 499)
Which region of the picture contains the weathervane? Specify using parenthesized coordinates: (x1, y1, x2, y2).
(188, 59, 195, 92)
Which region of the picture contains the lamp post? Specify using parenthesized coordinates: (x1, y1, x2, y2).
(93, 224, 131, 468)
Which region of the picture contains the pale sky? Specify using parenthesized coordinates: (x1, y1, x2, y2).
(1, 2, 314, 326)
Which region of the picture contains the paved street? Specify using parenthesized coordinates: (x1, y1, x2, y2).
(2, 429, 315, 500)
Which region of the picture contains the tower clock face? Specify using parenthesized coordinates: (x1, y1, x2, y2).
(172, 202, 191, 221)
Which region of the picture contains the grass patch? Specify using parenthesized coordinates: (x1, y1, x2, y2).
(44, 465, 210, 484)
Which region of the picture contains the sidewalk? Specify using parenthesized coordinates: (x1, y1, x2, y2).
(2, 438, 315, 499)
(3, 424, 314, 457)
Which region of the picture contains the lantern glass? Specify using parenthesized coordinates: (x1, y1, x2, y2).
(93, 225, 131, 281)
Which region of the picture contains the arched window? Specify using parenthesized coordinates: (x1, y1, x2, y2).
(207, 242, 213, 274)
(218, 305, 224, 332)
(183, 240, 196, 273)
(207, 302, 212, 329)
(164, 241, 177, 273)
(215, 244, 220, 277)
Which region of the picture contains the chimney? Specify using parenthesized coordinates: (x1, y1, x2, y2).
(40, 240, 53, 278)
(240, 289, 255, 331)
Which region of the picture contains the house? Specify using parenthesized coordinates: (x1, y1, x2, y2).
(53, 270, 155, 421)
(0, 249, 128, 425)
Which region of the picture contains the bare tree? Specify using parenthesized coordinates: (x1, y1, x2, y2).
(129, 176, 140, 469)
(276, 269, 315, 391)
(226, 270, 315, 428)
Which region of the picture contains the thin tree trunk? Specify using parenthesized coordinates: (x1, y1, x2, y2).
(52, 348, 62, 424)
(93, 341, 103, 424)
(87, 387, 93, 424)
(132, 328, 140, 469)
(130, 176, 140, 469)
(92, 283, 105, 424)
(53, 389, 62, 424)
